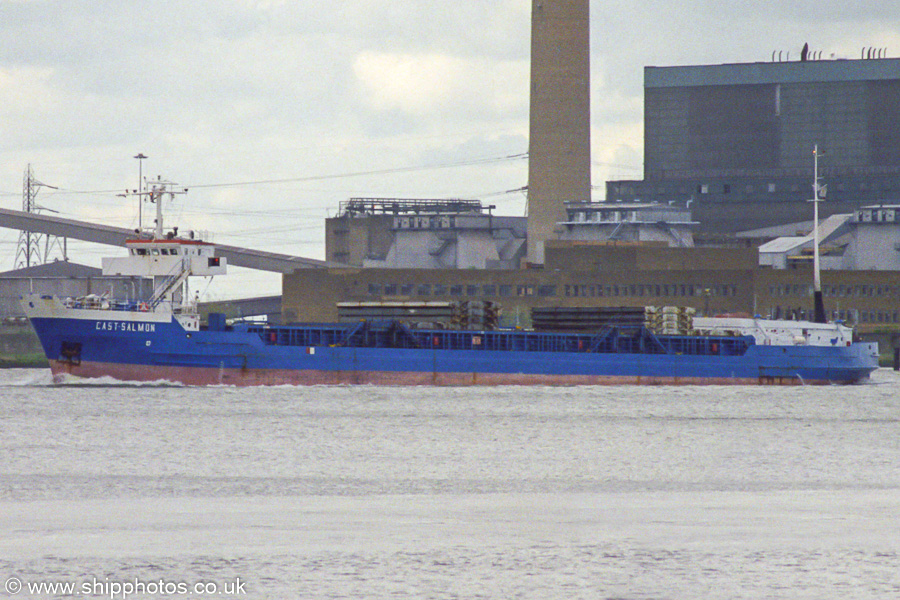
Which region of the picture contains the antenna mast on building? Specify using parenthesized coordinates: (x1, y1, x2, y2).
(14, 164, 66, 269)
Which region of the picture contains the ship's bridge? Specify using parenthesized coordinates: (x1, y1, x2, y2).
(103, 239, 227, 279)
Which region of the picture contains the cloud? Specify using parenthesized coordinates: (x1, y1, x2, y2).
(354, 51, 462, 115)
(0, 65, 56, 116)
(353, 50, 528, 119)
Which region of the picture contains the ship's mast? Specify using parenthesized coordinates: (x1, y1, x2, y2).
(812, 145, 827, 323)
(144, 176, 187, 239)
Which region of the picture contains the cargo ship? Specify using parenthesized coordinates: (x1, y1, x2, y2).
(19, 169, 879, 386)
(21, 238, 878, 386)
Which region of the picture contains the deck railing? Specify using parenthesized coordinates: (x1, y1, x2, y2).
(246, 322, 752, 357)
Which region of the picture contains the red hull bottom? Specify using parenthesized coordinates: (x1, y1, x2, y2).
(50, 360, 837, 386)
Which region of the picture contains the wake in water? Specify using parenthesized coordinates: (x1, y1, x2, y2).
(0, 368, 184, 388)
(0, 368, 54, 387)
(1, 367, 897, 388)
(52, 375, 187, 388)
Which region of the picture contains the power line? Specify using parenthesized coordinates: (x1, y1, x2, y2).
(43, 187, 129, 195)
(185, 153, 528, 190)
(479, 186, 527, 198)
(13, 152, 528, 198)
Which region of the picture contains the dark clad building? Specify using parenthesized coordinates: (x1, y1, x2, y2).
(608, 57, 900, 233)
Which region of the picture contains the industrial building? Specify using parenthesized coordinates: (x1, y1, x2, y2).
(760, 204, 900, 270)
(285, 243, 900, 332)
(558, 202, 696, 247)
(325, 198, 526, 270)
(608, 56, 900, 233)
(298, 36, 900, 337)
(325, 198, 695, 270)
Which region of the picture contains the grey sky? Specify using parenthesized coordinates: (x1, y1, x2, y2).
(1, 0, 898, 297)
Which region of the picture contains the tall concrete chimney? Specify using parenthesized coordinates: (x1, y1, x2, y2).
(527, 0, 591, 264)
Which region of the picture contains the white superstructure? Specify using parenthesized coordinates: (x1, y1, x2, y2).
(693, 317, 854, 347)
(100, 238, 227, 328)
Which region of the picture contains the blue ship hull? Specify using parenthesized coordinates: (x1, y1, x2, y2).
(26, 311, 880, 386)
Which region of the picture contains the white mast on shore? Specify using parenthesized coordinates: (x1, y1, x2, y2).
(811, 145, 827, 323)
(813, 145, 821, 289)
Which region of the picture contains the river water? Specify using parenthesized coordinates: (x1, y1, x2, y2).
(1, 368, 899, 599)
